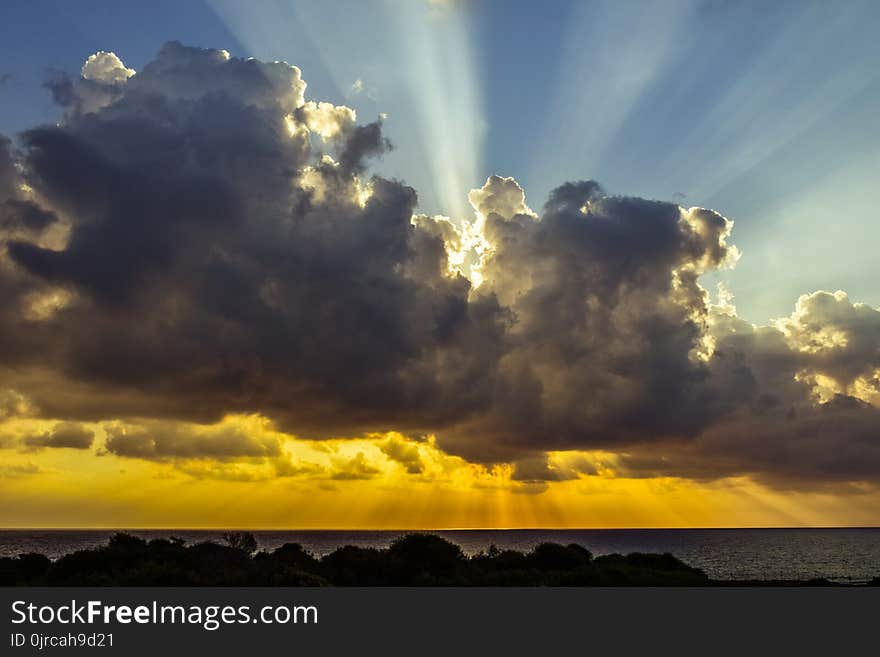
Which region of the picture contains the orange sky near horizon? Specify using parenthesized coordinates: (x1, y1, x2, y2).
(2, 416, 879, 529)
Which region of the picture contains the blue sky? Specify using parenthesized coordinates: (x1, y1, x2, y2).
(1, 0, 878, 323)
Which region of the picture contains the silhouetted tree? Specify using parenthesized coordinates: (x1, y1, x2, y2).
(529, 542, 593, 571)
(386, 534, 466, 584)
(321, 545, 386, 586)
(222, 532, 258, 554)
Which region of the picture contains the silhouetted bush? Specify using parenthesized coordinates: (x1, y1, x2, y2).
(320, 545, 387, 586)
(222, 532, 258, 554)
(108, 533, 148, 552)
(254, 543, 326, 586)
(0, 533, 867, 586)
(0, 553, 52, 585)
(15, 553, 51, 580)
(529, 542, 593, 571)
(588, 553, 709, 586)
(268, 543, 319, 570)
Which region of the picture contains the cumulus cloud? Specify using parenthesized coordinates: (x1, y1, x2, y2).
(0, 42, 878, 490)
(651, 289, 880, 487)
(81, 52, 135, 84)
(467, 174, 535, 220)
(511, 456, 574, 483)
(104, 419, 280, 460)
(2, 43, 485, 440)
(439, 176, 739, 461)
(24, 422, 93, 450)
(297, 101, 357, 140)
(45, 51, 135, 116)
(379, 434, 425, 474)
(330, 452, 382, 480)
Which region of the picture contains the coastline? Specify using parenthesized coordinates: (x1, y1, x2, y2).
(3, 532, 879, 587)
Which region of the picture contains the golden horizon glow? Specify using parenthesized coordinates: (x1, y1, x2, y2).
(2, 413, 879, 529)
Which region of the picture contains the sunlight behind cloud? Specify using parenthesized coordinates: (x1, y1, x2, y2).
(207, 0, 485, 219)
(384, 0, 485, 219)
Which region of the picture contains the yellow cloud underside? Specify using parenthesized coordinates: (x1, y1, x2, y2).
(2, 414, 879, 529)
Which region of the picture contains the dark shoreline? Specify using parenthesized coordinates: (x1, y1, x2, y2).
(2, 532, 878, 587)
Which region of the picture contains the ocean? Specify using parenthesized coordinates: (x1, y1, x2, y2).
(1, 528, 878, 583)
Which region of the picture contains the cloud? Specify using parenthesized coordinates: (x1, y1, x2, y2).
(175, 460, 282, 482)
(297, 101, 357, 140)
(104, 419, 280, 460)
(274, 458, 325, 478)
(1, 199, 58, 233)
(0, 389, 34, 420)
(44, 52, 132, 116)
(439, 176, 739, 460)
(617, 398, 880, 489)
(467, 174, 535, 220)
(81, 52, 135, 84)
(0, 462, 44, 478)
(379, 434, 424, 474)
(0, 135, 22, 204)
(346, 78, 377, 102)
(330, 452, 382, 480)
(583, 287, 880, 487)
(0, 42, 878, 490)
(774, 290, 880, 391)
(23, 421, 94, 450)
(1, 43, 489, 439)
(511, 456, 571, 483)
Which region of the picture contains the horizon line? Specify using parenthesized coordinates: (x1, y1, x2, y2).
(2, 526, 879, 532)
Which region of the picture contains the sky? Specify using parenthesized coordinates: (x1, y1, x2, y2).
(0, 0, 879, 529)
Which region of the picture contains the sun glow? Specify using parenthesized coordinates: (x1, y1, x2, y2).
(3, 409, 879, 529)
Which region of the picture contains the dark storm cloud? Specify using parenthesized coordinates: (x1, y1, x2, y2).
(43, 73, 79, 110)
(0, 43, 878, 488)
(616, 398, 880, 489)
(1, 199, 57, 233)
(337, 120, 392, 173)
(633, 291, 880, 487)
(0, 135, 18, 200)
(511, 456, 577, 483)
(439, 175, 739, 460)
(584, 289, 880, 487)
(8, 125, 244, 304)
(0, 389, 32, 421)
